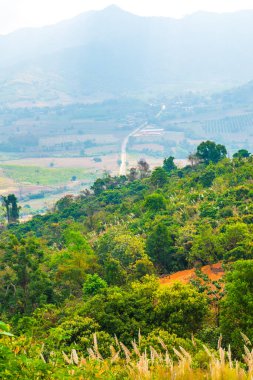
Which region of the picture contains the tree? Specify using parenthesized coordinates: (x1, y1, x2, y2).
(2, 194, 20, 224)
(137, 159, 150, 178)
(83, 274, 107, 298)
(0, 236, 53, 314)
(221, 223, 249, 252)
(188, 153, 200, 166)
(199, 167, 216, 188)
(144, 193, 166, 212)
(233, 149, 251, 159)
(196, 141, 227, 164)
(53, 229, 98, 297)
(82, 277, 159, 343)
(155, 283, 208, 336)
(189, 226, 222, 265)
(96, 228, 154, 284)
(150, 167, 168, 187)
(163, 156, 176, 173)
(220, 260, 253, 356)
(91, 178, 107, 196)
(48, 316, 100, 351)
(146, 223, 175, 273)
(220, 222, 253, 261)
(128, 167, 138, 181)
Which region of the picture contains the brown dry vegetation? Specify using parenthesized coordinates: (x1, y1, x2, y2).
(56, 333, 253, 380)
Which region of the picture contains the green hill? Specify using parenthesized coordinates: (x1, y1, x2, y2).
(1, 141, 253, 378)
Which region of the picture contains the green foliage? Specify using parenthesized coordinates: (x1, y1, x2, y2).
(199, 167, 216, 188)
(155, 283, 208, 336)
(189, 226, 222, 265)
(1, 141, 253, 375)
(0, 322, 13, 337)
(220, 260, 253, 355)
(80, 276, 207, 343)
(196, 141, 227, 164)
(2, 194, 20, 224)
(49, 229, 98, 298)
(221, 223, 253, 261)
(233, 149, 251, 159)
(150, 167, 168, 187)
(0, 235, 53, 315)
(199, 202, 218, 219)
(144, 193, 166, 212)
(163, 156, 177, 173)
(83, 274, 108, 297)
(146, 223, 176, 273)
(48, 316, 100, 351)
(96, 228, 154, 285)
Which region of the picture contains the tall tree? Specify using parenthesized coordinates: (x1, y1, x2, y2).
(163, 156, 176, 173)
(137, 159, 150, 178)
(233, 149, 251, 159)
(196, 141, 227, 164)
(146, 223, 175, 273)
(151, 167, 168, 187)
(2, 194, 20, 224)
(220, 260, 253, 356)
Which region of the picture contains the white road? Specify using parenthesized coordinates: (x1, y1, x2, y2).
(119, 122, 148, 176)
(119, 104, 166, 176)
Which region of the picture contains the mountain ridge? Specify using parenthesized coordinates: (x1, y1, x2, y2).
(2, 6, 253, 105)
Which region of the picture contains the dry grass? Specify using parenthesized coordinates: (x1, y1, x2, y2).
(58, 334, 253, 380)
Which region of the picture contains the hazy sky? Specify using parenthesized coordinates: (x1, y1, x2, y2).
(1, 0, 253, 35)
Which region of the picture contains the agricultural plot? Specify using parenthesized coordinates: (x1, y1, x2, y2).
(131, 143, 164, 152)
(203, 113, 253, 134)
(0, 163, 99, 216)
(0, 151, 125, 216)
(1, 165, 92, 186)
(0, 97, 252, 218)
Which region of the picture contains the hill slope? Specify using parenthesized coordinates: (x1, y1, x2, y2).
(1, 145, 253, 377)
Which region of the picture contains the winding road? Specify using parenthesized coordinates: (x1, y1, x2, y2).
(119, 105, 165, 176)
(119, 122, 148, 176)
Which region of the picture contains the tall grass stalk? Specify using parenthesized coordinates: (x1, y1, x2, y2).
(59, 333, 253, 379)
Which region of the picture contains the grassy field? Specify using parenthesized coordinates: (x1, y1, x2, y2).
(2, 156, 118, 169)
(1, 165, 92, 186)
(0, 154, 122, 216)
(0, 149, 189, 218)
(40, 133, 119, 146)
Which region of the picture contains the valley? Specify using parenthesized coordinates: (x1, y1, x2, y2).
(0, 85, 252, 217)
(0, 6, 252, 218)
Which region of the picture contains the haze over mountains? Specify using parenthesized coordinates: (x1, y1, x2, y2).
(1, 5, 253, 106)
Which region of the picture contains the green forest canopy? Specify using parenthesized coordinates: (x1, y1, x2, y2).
(1, 141, 253, 378)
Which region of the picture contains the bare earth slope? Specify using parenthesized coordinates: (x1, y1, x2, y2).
(160, 262, 224, 286)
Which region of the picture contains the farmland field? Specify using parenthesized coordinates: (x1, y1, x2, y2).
(1, 165, 91, 186)
(0, 95, 251, 217)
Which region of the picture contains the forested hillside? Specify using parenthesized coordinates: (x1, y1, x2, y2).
(3, 7, 253, 105)
(1, 141, 253, 379)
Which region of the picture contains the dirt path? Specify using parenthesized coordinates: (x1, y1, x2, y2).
(160, 262, 224, 286)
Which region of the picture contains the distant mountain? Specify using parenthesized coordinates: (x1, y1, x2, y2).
(213, 80, 253, 107)
(1, 6, 253, 106)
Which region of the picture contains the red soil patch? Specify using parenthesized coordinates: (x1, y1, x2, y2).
(160, 262, 224, 286)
